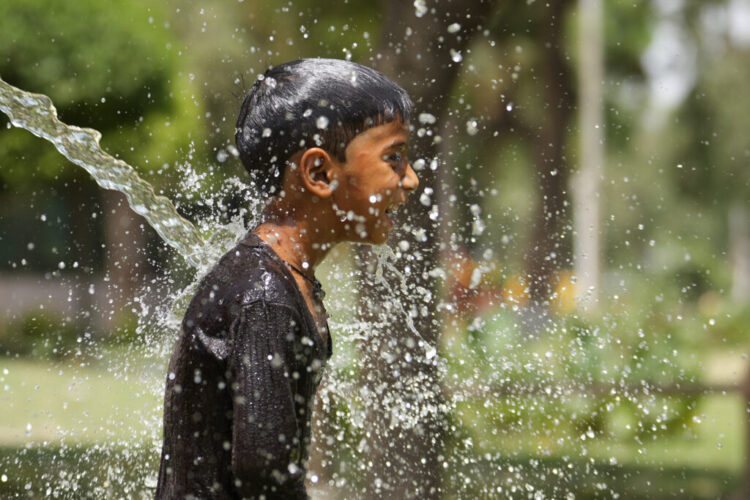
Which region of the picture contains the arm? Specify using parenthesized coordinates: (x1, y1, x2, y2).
(228, 300, 305, 497)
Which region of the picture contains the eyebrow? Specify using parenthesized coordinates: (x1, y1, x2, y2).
(385, 140, 408, 150)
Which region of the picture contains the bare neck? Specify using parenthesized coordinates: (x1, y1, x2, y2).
(253, 216, 332, 277)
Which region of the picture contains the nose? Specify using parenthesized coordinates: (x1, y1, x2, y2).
(401, 162, 419, 193)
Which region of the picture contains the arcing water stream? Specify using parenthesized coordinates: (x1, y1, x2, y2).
(0, 78, 206, 268)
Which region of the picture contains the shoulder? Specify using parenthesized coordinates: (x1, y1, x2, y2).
(178, 241, 304, 360)
(197, 240, 300, 311)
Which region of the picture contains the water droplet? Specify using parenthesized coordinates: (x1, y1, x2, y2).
(450, 49, 463, 63)
(316, 115, 329, 129)
(466, 119, 479, 135)
(270, 353, 283, 368)
(447, 22, 461, 34)
(418, 112, 436, 124)
(262, 128, 272, 138)
(413, 228, 428, 242)
(428, 205, 439, 221)
(413, 0, 427, 17)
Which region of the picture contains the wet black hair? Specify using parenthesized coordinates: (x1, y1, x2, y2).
(235, 58, 413, 195)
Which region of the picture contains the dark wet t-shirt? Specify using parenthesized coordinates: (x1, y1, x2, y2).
(156, 233, 331, 499)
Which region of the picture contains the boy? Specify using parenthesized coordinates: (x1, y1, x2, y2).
(156, 58, 419, 499)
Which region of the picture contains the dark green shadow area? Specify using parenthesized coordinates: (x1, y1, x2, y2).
(0, 444, 158, 498)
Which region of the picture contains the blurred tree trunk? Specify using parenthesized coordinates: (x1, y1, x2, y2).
(307, 381, 338, 498)
(100, 189, 146, 331)
(523, 0, 574, 310)
(573, 0, 604, 309)
(353, 1, 496, 498)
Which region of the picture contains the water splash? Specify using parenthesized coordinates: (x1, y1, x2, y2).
(373, 245, 437, 360)
(0, 78, 206, 268)
(0, 76, 718, 499)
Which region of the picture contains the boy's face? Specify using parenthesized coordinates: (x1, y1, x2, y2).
(331, 120, 419, 244)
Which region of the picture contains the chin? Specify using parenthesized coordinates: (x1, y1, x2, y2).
(357, 227, 389, 245)
(371, 234, 389, 245)
(355, 234, 388, 246)
(344, 218, 391, 245)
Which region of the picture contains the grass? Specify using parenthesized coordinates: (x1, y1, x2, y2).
(0, 355, 164, 446)
(0, 354, 166, 498)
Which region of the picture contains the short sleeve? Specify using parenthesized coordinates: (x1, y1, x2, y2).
(227, 300, 306, 497)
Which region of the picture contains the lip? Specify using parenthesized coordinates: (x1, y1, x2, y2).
(384, 212, 394, 227)
(384, 205, 398, 227)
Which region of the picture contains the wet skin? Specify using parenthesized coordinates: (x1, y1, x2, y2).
(254, 119, 419, 333)
(328, 119, 419, 245)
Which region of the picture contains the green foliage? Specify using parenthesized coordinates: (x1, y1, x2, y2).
(603, 0, 653, 78)
(0, 0, 202, 190)
(0, 0, 173, 115)
(697, 48, 750, 202)
(0, 310, 81, 360)
(439, 280, 738, 459)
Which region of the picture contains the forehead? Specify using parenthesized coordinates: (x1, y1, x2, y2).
(346, 120, 409, 154)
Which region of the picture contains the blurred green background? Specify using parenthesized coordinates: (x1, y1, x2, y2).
(1, 0, 749, 498)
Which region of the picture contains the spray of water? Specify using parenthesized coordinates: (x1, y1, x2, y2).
(0, 76, 715, 499)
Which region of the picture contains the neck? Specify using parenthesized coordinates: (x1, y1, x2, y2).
(253, 213, 332, 276)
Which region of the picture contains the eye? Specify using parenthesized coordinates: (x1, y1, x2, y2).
(383, 152, 405, 170)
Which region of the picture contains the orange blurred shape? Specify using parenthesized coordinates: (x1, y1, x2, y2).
(501, 275, 529, 307)
(550, 270, 577, 314)
(448, 249, 475, 289)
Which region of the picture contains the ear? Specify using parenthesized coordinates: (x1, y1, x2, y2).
(299, 148, 335, 198)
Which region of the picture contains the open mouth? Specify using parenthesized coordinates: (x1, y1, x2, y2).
(384, 204, 399, 226)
